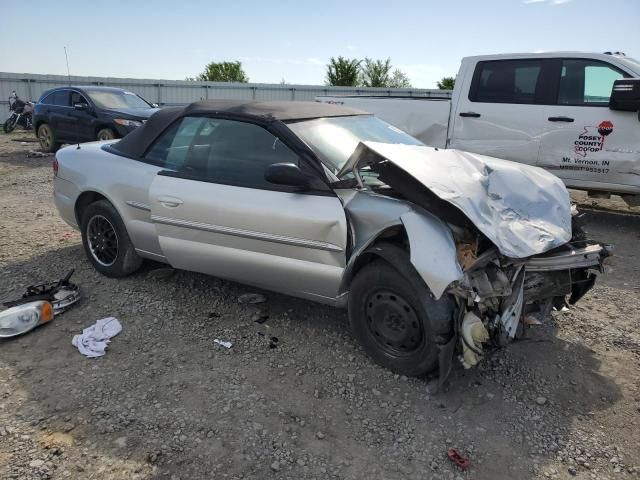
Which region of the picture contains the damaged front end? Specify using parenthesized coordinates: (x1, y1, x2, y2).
(450, 229, 612, 369)
(339, 141, 612, 374)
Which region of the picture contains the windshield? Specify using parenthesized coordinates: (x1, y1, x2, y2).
(86, 90, 152, 110)
(287, 115, 423, 173)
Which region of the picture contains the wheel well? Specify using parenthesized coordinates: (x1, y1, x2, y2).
(34, 120, 45, 133)
(342, 225, 409, 293)
(75, 191, 108, 225)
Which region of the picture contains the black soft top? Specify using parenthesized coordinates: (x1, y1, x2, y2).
(112, 100, 368, 158)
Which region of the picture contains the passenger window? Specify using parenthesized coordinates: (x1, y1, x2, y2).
(145, 116, 299, 189)
(70, 91, 89, 106)
(558, 59, 625, 105)
(52, 90, 70, 107)
(472, 60, 543, 104)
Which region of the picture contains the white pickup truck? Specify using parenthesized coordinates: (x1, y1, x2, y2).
(318, 52, 640, 205)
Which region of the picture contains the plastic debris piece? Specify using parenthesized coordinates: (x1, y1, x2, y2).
(447, 447, 470, 471)
(214, 339, 232, 349)
(238, 293, 267, 304)
(253, 313, 269, 324)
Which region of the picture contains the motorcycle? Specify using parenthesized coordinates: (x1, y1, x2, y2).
(3, 91, 34, 133)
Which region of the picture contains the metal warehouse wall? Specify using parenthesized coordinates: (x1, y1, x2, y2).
(0, 72, 451, 117)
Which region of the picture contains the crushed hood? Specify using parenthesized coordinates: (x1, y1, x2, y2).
(340, 142, 572, 258)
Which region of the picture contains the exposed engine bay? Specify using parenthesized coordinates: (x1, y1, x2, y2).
(448, 225, 610, 369)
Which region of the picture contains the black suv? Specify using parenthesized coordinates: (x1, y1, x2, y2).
(33, 86, 159, 152)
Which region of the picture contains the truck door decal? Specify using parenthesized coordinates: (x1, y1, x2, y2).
(574, 121, 614, 157)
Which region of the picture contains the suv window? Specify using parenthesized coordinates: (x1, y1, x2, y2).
(54, 90, 70, 107)
(70, 91, 89, 107)
(145, 116, 299, 189)
(471, 60, 543, 104)
(558, 59, 626, 106)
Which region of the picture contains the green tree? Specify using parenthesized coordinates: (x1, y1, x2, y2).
(389, 69, 412, 88)
(197, 61, 249, 83)
(325, 56, 361, 86)
(437, 76, 455, 90)
(360, 58, 393, 87)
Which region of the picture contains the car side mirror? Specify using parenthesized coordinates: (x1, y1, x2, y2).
(74, 103, 89, 111)
(264, 163, 309, 188)
(609, 78, 640, 114)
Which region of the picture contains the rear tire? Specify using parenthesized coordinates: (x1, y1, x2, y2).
(37, 123, 60, 152)
(80, 200, 142, 277)
(348, 256, 454, 377)
(96, 128, 116, 141)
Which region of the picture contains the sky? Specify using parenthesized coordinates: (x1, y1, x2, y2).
(1, 0, 638, 89)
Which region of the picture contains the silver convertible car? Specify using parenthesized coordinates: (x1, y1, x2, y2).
(53, 100, 610, 378)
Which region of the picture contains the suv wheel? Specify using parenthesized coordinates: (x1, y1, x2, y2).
(348, 255, 454, 377)
(80, 200, 142, 277)
(96, 128, 116, 141)
(37, 123, 60, 153)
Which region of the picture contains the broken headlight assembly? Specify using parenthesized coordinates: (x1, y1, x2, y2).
(0, 301, 54, 338)
(2, 269, 80, 315)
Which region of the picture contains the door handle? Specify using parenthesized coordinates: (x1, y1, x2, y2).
(459, 112, 481, 118)
(548, 116, 574, 122)
(157, 196, 183, 208)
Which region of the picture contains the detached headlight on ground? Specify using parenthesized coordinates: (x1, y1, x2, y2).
(0, 301, 54, 338)
(114, 118, 142, 127)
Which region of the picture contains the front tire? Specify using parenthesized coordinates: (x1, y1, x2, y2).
(37, 123, 60, 152)
(96, 128, 116, 141)
(348, 257, 454, 377)
(3, 116, 17, 133)
(80, 200, 142, 277)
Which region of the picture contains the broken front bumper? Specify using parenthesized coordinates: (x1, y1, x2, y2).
(519, 243, 611, 272)
(519, 242, 612, 305)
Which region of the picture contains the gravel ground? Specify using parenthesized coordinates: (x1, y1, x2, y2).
(0, 130, 639, 480)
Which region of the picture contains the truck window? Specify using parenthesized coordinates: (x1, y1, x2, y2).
(557, 59, 626, 106)
(470, 60, 543, 104)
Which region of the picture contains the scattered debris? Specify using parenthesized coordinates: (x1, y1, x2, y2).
(536, 396, 548, 406)
(237, 293, 267, 304)
(447, 447, 470, 471)
(147, 267, 175, 280)
(252, 313, 269, 324)
(72, 317, 122, 358)
(214, 339, 233, 349)
(208, 312, 221, 319)
(269, 336, 279, 349)
(27, 149, 52, 157)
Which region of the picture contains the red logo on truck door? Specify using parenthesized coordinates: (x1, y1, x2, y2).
(574, 121, 614, 157)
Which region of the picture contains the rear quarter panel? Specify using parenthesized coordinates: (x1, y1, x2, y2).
(55, 142, 164, 256)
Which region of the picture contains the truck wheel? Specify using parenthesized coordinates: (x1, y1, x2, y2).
(348, 257, 454, 377)
(80, 200, 142, 277)
(96, 128, 116, 141)
(37, 123, 60, 153)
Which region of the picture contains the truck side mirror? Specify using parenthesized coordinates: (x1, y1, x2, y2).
(609, 78, 640, 114)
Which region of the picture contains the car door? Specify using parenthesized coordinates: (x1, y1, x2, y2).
(146, 116, 348, 303)
(68, 90, 95, 141)
(450, 58, 554, 165)
(537, 58, 639, 192)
